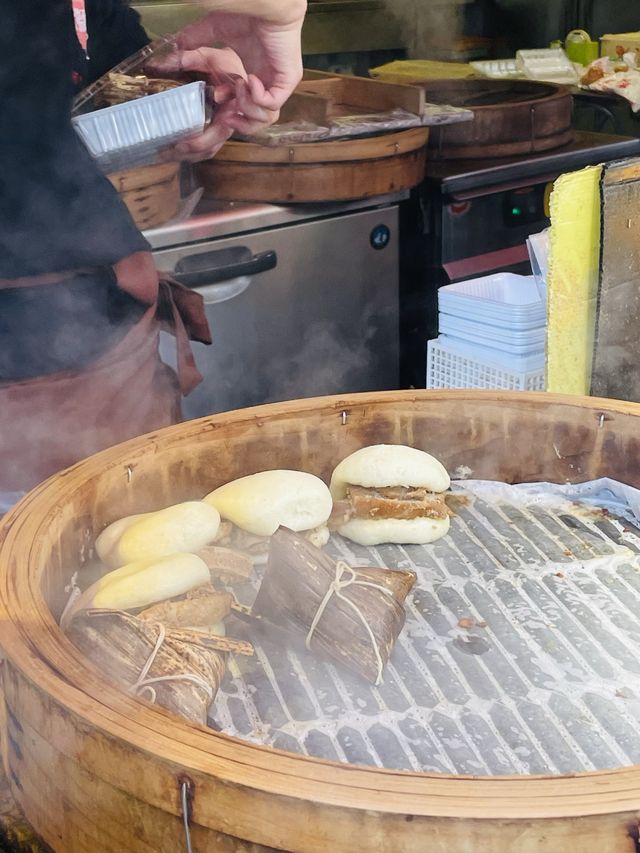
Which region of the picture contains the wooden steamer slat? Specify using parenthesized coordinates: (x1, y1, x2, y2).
(2, 391, 640, 851)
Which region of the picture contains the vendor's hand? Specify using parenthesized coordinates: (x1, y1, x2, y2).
(160, 4, 305, 161)
(157, 45, 258, 162)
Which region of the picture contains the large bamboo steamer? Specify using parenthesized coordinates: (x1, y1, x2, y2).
(1, 391, 640, 852)
(196, 127, 429, 203)
(420, 80, 573, 160)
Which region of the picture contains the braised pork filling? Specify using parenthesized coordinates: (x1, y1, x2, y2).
(330, 485, 449, 528)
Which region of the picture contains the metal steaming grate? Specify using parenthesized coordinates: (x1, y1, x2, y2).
(210, 487, 640, 776)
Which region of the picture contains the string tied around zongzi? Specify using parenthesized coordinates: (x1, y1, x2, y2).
(305, 560, 393, 686)
(131, 623, 215, 703)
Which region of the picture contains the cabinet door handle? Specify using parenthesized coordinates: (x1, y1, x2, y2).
(172, 250, 277, 289)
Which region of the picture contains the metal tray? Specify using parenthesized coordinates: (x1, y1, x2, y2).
(72, 81, 206, 173)
(213, 484, 640, 776)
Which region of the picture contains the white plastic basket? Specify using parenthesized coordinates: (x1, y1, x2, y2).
(426, 336, 545, 391)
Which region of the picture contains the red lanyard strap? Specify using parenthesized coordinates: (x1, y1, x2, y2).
(72, 0, 89, 58)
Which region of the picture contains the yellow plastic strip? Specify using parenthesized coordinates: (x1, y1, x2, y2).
(369, 60, 474, 82)
(546, 164, 602, 395)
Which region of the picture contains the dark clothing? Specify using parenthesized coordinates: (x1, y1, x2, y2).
(0, 0, 150, 280)
(0, 270, 145, 380)
(0, 0, 153, 379)
(0, 2, 208, 491)
(73, 0, 150, 90)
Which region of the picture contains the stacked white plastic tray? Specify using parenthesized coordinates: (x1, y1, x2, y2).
(427, 272, 547, 391)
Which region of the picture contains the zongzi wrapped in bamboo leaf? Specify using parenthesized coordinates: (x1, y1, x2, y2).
(138, 587, 232, 628)
(65, 609, 228, 724)
(252, 528, 416, 684)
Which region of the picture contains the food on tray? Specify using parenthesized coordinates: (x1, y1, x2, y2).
(95, 511, 150, 563)
(580, 54, 640, 110)
(252, 527, 416, 684)
(204, 470, 333, 559)
(580, 64, 606, 85)
(329, 444, 451, 545)
(138, 587, 232, 629)
(65, 609, 241, 724)
(63, 553, 210, 624)
(94, 72, 182, 107)
(96, 501, 221, 568)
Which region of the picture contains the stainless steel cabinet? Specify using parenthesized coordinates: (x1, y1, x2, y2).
(153, 205, 399, 419)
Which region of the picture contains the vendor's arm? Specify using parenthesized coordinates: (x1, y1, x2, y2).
(194, 0, 306, 25)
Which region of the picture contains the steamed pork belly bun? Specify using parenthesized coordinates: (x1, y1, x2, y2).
(329, 444, 451, 546)
(204, 470, 333, 558)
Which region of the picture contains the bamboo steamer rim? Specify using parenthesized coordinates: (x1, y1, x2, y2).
(421, 79, 571, 110)
(213, 126, 429, 165)
(2, 390, 640, 824)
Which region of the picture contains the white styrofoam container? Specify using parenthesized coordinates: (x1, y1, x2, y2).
(426, 335, 545, 391)
(72, 81, 206, 173)
(470, 59, 522, 79)
(516, 48, 580, 84)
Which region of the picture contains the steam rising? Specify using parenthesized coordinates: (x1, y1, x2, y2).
(263, 308, 386, 404)
(388, 0, 464, 59)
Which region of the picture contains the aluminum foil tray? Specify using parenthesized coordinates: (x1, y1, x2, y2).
(72, 81, 206, 173)
(212, 484, 640, 776)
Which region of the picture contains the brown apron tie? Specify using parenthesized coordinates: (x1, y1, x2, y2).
(157, 276, 212, 397)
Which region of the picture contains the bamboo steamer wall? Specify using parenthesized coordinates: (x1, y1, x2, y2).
(108, 162, 180, 230)
(422, 80, 573, 159)
(1, 391, 640, 852)
(197, 128, 429, 203)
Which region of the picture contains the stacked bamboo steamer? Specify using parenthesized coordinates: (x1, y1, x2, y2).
(196, 127, 429, 204)
(197, 70, 430, 203)
(108, 161, 180, 230)
(106, 128, 429, 211)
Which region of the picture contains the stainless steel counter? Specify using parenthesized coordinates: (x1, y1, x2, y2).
(145, 191, 409, 250)
(148, 192, 406, 417)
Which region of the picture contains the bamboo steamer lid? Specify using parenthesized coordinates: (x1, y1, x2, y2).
(108, 161, 180, 230)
